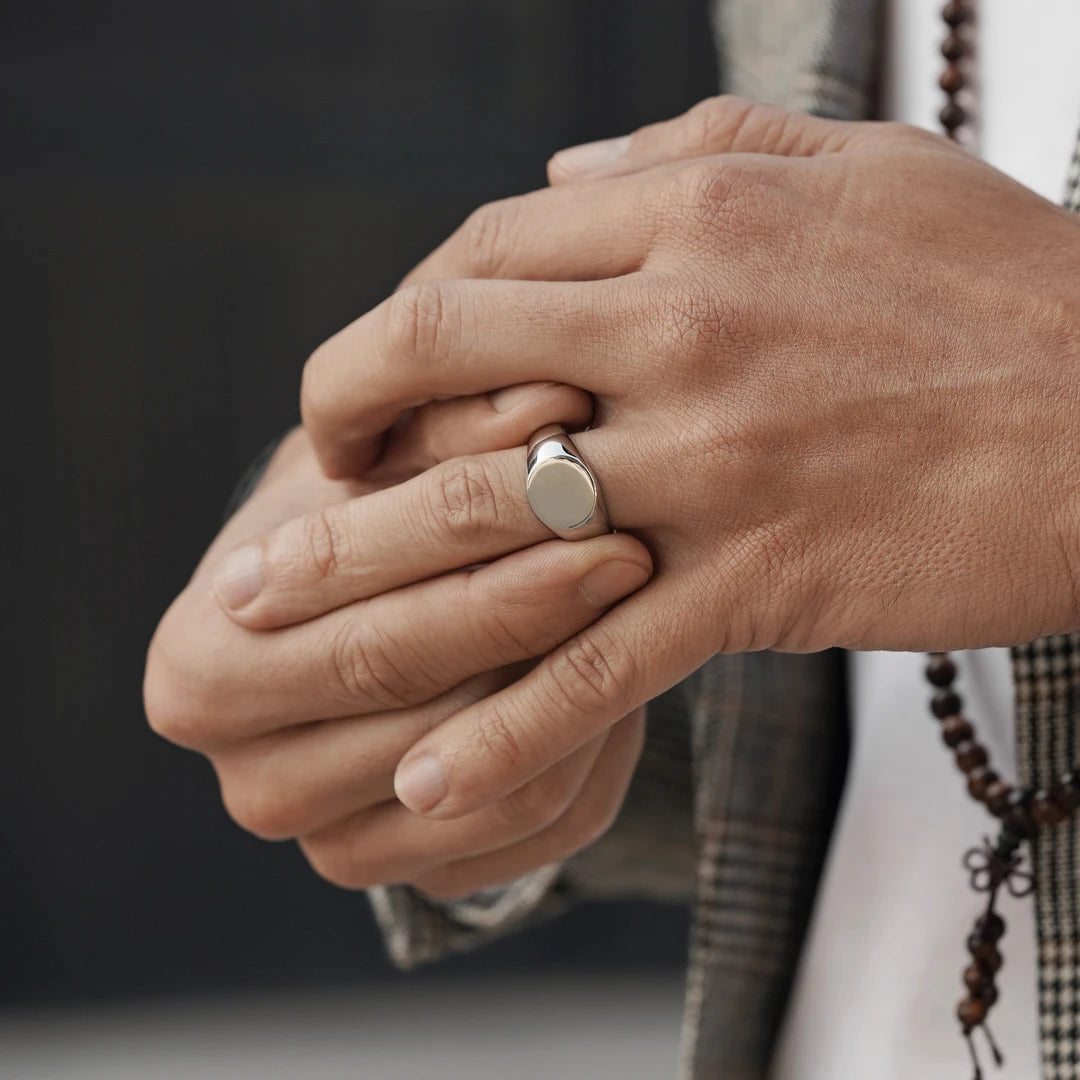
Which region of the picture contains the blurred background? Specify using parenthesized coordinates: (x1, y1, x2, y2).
(5, 1, 717, 1075)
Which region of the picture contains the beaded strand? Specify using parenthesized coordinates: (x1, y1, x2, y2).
(924, 3, 1080, 1077)
(938, 0, 975, 140)
(927, 653, 1080, 1078)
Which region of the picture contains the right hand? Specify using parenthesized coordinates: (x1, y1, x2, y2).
(143, 385, 652, 900)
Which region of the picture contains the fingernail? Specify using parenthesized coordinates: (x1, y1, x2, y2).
(550, 134, 631, 177)
(490, 383, 554, 414)
(395, 754, 448, 814)
(580, 560, 650, 607)
(213, 545, 263, 611)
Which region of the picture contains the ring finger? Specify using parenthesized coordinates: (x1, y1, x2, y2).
(301, 275, 646, 477)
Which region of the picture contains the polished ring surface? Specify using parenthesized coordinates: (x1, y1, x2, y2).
(525, 425, 610, 541)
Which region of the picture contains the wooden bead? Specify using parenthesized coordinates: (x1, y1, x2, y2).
(967, 936, 1003, 972)
(942, 716, 974, 747)
(1051, 784, 1080, 814)
(939, 64, 965, 94)
(939, 101, 967, 131)
(967, 766, 999, 802)
(977, 983, 999, 1008)
(975, 913, 1006, 942)
(985, 779, 1014, 816)
(1055, 771, 1080, 811)
(1003, 788, 1034, 835)
(926, 654, 957, 687)
(932, 688, 963, 719)
(941, 32, 966, 61)
(957, 996, 987, 1028)
(1032, 792, 1068, 827)
(964, 964, 992, 993)
(955, 741, 989, 773)
(942, 1, 973, 26)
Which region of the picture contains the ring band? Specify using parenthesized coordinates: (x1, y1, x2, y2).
(525, 425, 611, 541)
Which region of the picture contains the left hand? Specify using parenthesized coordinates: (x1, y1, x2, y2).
(298, 96, 1080, 821)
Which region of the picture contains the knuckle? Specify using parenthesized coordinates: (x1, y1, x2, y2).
(328, 621, 412, 710)
(683, 94, 752, 153)
(384, 281, 457, 366)
(670, 156, 775, 233)
(457, 199, 518, 278)
(300, 836, 372, 891)
(546, 627, 635, 715)
(143, 651, 182, 740)
(143, 673, 203, 747)
(145, 699, 210, 750)
(659, 284, 756, 363)
(736, 519, 799, 590)
(299, 338, 335, 431)
(425, 457, 502, 536)
(143, 620, 219, 748)
(298, 507, 348, 583)
(472, 701, 532, 775)
(498, 766, 575, 831)
(218, 775, 296, 841)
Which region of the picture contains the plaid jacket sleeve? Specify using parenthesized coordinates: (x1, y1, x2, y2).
(368, 677, 697, 969)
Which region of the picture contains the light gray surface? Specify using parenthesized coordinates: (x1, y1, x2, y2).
(1, 975, 683, 1080)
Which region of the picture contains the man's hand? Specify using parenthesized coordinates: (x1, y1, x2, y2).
(296, 96, 1080, 822)
(143, 387, 651, 900)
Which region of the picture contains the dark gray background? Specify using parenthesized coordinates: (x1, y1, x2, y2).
(4, 0, 717, 1005)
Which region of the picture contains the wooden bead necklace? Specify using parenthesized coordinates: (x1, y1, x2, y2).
(925, 652, 1080, 1077)
(938, 0, 975, 141)
(931, 4, 1080, 1077)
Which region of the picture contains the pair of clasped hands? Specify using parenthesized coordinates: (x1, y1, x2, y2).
(145, 98, 1080, 899)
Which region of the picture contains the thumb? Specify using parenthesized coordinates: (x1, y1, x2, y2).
(547, 95, 857, 185)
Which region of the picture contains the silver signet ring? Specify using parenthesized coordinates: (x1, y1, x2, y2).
(525, 425, 611, 541)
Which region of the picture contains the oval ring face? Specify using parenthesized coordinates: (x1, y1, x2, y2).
(526, 454, 597, 533)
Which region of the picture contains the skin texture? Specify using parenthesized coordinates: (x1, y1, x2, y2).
(290, 97, 1080, 822)
(144, 389, 650, 901)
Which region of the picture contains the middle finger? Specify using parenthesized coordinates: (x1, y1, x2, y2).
(301, 275, 645, 478)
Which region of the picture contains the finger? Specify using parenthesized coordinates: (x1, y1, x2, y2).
(185, 428, 366, 586)
(548, 95, 858, 184)
(373, 382, 593, 480)
(297, 723, 612, 890)
(169, 534, 652, 746)
(211, 671, 511, 841)
(392, 575, 708, 820)
(214, 447, 546, 628)
(217, 430, 648, 632)
(409, 707, 644, 901)
(398, 175, 656, 287)
(301, 276, 635, 478)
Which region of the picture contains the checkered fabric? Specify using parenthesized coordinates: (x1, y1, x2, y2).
(1015, 635, 1080, 1079)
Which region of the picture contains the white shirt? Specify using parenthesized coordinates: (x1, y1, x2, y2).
(771, 3, 1080, 1078)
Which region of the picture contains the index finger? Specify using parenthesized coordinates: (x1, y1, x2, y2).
(300, 276, 633, 478)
